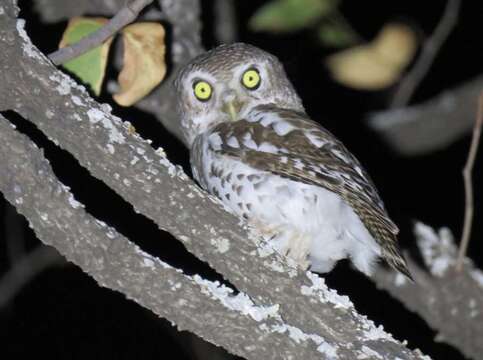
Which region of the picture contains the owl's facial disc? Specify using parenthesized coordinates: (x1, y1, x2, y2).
(221, 89, 244, 121)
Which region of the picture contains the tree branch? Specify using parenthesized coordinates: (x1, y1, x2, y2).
(34, 0, 125, 22)
(457, 92, 483, 269)
(0, 115, 332, 359)
(0, 245, 64, 307)
(390, 0, 461, 108)
(369, 75, 483, 156)
(373, 222, 483, 360)
(214, 0, 237, 45)
(47, 0, 154, 65)
(134, 0, 204, 142)
(0, 2, 429, 358)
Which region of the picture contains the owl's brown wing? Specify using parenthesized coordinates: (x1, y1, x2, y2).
(208, 105, 411, 278)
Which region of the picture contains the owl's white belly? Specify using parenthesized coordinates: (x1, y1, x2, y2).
(194, 148, 381, 276)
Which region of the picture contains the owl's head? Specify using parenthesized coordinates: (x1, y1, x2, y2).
(174, 43, 304, 146)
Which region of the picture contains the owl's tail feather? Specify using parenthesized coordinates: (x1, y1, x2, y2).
(382, 239, 414, 281)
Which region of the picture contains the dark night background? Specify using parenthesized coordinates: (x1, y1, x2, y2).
(1, 0, 482, 359)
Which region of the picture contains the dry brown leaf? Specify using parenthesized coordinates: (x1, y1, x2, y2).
(113, 22, 166, 106)
(325, 23, 417, 90)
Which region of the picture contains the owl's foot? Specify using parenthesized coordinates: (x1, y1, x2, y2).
(250, 220, 311, 270)
(284, 234, 311, 270)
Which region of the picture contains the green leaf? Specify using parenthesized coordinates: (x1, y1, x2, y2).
(59, 17, 113, 95)
(249, 0, 338, 33)
(317, 21, 358, 48)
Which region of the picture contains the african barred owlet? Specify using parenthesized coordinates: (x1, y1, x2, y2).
(174, 43, 412, 279)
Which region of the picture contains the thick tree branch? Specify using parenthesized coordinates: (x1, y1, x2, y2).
(369, 75, 483, 156)
(0, 115, 333, 359)
(0, 2, 429, 358)
(373, 223, 483, 360)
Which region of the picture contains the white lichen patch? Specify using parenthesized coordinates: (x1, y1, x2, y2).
(154, 147, 165, 157)
(362, 324, 397, 343)
(130, 156, 140, 165)
(134, 245, 173, 270)
(16, 19, 46, 62)
(169, 281, 182, 291)
(67, 194, 83, 209)
(71, 95, 84, 106)
(470, 269, 483, 288)
(87, 108, 126, 146)
(210, 237, 230, 253)
(193, 275, 279, 322)
(272, 323, 338, 359)
(95, 219, 107, 228)
(45, 110, 54, 119)
(301, 272, 352, 309)
(415, 222, 456, 277)
(357, 346, 383, 359)
(142, 258, 155, 269)
(158, 155, 177, 177)
(54, 79, 71, 95)
(48, 73, 88, 96)
(317, 341, 339, 359)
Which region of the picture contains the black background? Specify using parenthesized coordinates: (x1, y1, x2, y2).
(1, 0, 482, 359)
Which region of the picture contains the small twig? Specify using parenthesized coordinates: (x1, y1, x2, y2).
(0, 245, 64, 307)
(456, 92, 483, 270)
(214, 0, 237, 44)
(48, 0, 154, 65)
(390, 0, 460, 108)
(4, 202, 26, 265)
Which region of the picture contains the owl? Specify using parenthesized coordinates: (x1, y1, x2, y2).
(174, 43, 412, 279)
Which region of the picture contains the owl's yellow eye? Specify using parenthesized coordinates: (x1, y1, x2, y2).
(241, 68, 261, 90)
(193, 80, 213, 101)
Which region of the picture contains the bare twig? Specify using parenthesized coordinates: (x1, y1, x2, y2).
(47, 0, 154, 65)
(390, 0, 460, 108)
(214, 0, 237, 44)
(4, 202, 26, 265)
(0, 245, 64, 307)
(457, 92, 483, 270)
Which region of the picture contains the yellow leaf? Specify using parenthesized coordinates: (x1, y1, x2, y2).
(325, 23, 417, 90)
(113, 23, 166, 106)
(59, 17, 112, 95)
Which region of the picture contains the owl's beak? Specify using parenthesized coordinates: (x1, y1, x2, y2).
(222, 90, 244, 121)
